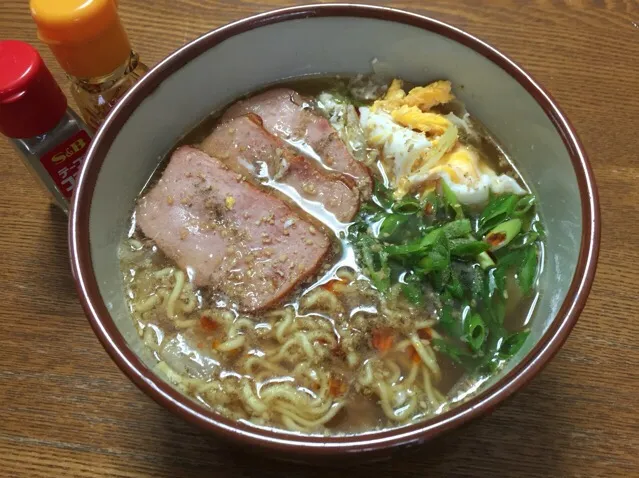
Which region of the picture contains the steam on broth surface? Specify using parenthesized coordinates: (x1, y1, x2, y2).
(119, 76, 545, 434)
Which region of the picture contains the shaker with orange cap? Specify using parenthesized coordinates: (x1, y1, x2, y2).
(30, 0, 148, 131)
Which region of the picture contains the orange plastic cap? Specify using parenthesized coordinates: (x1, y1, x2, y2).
(30, 0, 131, 78)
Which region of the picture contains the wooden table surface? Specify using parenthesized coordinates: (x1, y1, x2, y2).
(1, 1, 638, 477)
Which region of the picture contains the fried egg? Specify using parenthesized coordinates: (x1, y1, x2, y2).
(359, 106, 431, 181)
(359, 105, 525, 205)
(427, 144, 526, 205)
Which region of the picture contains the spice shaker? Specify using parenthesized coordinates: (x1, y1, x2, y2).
(30, 0, 149, 132)
(0, 40, 92, 215)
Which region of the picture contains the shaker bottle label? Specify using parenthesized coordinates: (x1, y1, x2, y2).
(39, 130, 91, 200)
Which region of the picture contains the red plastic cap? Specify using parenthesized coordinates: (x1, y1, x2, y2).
(0, 40, 67, 138)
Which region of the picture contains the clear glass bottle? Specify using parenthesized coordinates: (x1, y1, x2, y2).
(0, 40, 93, 214)
(30, 0, 148, 132)
(69, 50, 149, 131)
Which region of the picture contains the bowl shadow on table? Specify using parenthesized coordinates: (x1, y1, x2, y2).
(154, 369, 563, 477)
(23, 204, 78, 304)
(52, 203, 78, 273)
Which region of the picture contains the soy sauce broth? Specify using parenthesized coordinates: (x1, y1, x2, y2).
(119, 75, 544, 434)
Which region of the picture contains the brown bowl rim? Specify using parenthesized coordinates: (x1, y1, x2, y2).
(69, 3, 600, 456)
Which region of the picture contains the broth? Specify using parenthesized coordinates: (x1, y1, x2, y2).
(119, 75, 543, 434)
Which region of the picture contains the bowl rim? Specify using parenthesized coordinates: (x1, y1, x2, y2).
(69, 3, 600, 456)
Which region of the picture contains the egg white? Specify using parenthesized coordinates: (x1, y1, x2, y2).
(359, 107, 431, 181)
(359, 107, 526, 205)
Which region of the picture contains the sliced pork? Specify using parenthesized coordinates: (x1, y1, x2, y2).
(136, 146, 330, 311)
(200, 114, 360, 223)
(222, 88, 373, 198)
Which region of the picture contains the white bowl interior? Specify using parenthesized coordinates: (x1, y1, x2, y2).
(89, 16, 582, 408)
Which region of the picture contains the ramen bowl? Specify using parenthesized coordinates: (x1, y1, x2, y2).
(69, 4, 600, 461)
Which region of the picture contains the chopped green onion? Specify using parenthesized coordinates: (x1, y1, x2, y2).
(372, 181, 394, 210)
(477, 251, 496, 269)
(349, 183, 542, 375)
(370, 267, 390, 292)
(437, 304, 459, 336)
(498, 329, 530, 358)
(359, 202, 381, 215)
(384, 241, 426, 257)
(478, 194, 518, 235)
(384, 228, 443, 257)
(508, 231, 539, 249)
(513, 195, 535, 217)
(378, 214, 409, 241)
(418, 248, 450, 274)
(401, 273, 424, 305)
(450, 238, 490, 257)
(468, 265, 486, 302)
(530, 219, 546, 239)
(421, 190, 442, 217)
(484, 218, 522, 251)
(464, 313, 487, 352)
(429, 267, 452, 291)
(481, 291, 506, 326)
(431, 339, 462, 364)
(392, 196, 421, 215)
(417, 230, 450, 274)
(446, 270, 464, 299)
(359, 235, 390, 292)
(441, 179, 464, 219)
(517, 245, 538, 294)
(442, 219, 472, 239)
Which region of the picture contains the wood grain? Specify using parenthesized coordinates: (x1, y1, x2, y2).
(1, 1, 638, 476)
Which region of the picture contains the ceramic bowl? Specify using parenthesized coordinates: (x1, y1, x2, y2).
(69, 4, 600, 461)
